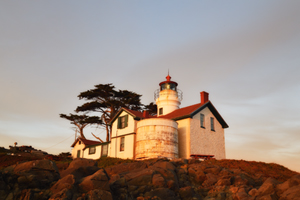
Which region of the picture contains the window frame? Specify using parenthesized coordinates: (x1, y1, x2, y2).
(89, 146, 96, 155)
(120, 137, 125, 152)
(117, 115, 128, 129)
(101, 144, 108, 157)
(210, 117, 215, 131)
(200, 113, 205, 128)
(159, 108, 163, 115)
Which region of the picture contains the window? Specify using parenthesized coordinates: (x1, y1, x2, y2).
(200, 114, 205, 128)
(161, 83, 177, 91)
(118, 115, 128, 129)
(210, 117, 215, 131)
(101, 144, 108, 157)
(89, 146, 96, 154)
(159, 108, 163, 115)
(79, 141, 81, 145)
(120, 137, 125, 151)
(77, 150, 81, 158)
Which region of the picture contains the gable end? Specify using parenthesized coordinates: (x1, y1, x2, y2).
(190, 101, 229, 128)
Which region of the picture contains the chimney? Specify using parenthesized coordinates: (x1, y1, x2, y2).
(200, 91, 209, 104)
(143, 110, 149, 118)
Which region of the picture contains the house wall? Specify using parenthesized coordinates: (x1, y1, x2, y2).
(110, 134, 135, 159)
(176, 118, 191, 159)
(82, 145, 102, 160)
(71, 140, 85, 159)
(190, 107, 226, 159)
(110, 111, 136, 159)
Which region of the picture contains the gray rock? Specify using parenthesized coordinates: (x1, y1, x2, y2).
(257, 178, 280, 197)
(79, 169, 110, 192)
(152, 173, 166, 188)
(145, 188, 179, 200)
(50, 174, 75, 195)
(279, 185, 300, 200)
(85, 189, 113, 200)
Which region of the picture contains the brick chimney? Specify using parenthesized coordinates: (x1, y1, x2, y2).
(143, 110, 149, 118)
(200, 91, 209, 104)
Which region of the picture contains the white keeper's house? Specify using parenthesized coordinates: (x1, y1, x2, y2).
(71, 74, 228, 160)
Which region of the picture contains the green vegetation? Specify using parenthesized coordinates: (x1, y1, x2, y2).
(97, 156, 135, 168)
(60, 83, 157, 142)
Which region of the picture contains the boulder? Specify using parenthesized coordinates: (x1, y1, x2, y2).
(124, 168, 154, 186)
(233, 187, 252, 200)
(215, 178, 231, 186)
(276, 174, 300, 195)
(13, 159, 59, 174)
(60, 158, 99, 179)
(202, 173, 218, 187)
(152, 173, 166, 188)
(152, 161, 176, 171)
(79, 169, 110, 192)
(177, 167, 190, 188)
(49, 188, 72, 200)
(257, 177, 280, 197)
(109, 177, 129, 200)
(233, 175, 250, 186)
(50, 174, 75, 195)
(279, 185, 300, 200)
(179, 186, 201, 200)
(187, 165, 207, 185)
(203, 166, 222, 175)
(18, 188, 51, 200)
(145, 188, 179, 200)
(85, 189, 113, 200)
(68, 158, 98, 169)
(105, 161, 147, 176)
(5, 159, 60, 189)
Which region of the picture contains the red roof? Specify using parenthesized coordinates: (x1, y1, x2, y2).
(158, 102, 204, 120)
(109, 101, 228, 128)
(71, 137, 101, 147)
(122, 108, 144, 118)
(109, 107, 154, 125)
(159, 101, 229, 128)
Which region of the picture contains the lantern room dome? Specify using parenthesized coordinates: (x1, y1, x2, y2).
(159, 74, 178, 91)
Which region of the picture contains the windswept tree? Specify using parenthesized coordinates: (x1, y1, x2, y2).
(59, 113, 102, 139)
(144, 102, 157, 116)
(75, 83, 143, 142)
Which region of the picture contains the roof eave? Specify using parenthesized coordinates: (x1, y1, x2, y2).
(109, 107, 142, 125)
(172, 114, 192, 121)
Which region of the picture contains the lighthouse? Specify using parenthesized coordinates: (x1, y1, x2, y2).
(155, 74, 182, 116)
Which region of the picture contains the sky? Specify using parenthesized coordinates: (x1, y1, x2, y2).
(0, 1, 299, 172)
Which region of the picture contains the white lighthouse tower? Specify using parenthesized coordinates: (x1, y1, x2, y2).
(155, 74, 182, 116)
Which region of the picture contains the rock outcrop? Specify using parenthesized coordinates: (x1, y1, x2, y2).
(0, 158, 299, 200)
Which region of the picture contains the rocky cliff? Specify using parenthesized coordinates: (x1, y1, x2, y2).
(0, 157, 299, 200)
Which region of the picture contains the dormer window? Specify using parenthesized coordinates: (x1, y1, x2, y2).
(118, 115, 128, 129)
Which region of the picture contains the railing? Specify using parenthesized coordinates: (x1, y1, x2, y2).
(154, 89, 183, 101)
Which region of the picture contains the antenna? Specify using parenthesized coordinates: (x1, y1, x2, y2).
(75, 129, 77, 141)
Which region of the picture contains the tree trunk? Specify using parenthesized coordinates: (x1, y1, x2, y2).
(79, 126, 86, 139)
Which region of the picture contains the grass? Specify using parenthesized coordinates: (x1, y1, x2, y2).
(97, 156, 135, 168)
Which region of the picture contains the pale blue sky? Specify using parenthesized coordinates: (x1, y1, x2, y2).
(0, 1, 299, 172)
